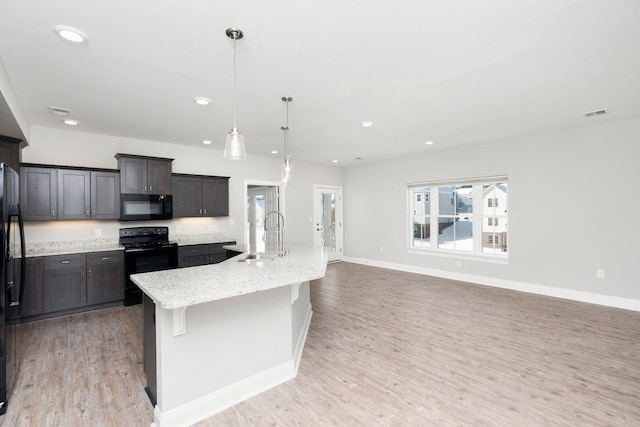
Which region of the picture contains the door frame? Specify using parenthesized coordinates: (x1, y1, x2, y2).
(244, 179, 284, 248)
(313, 184, 343, 262)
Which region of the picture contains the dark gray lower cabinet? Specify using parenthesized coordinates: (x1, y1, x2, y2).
(34, 250, 124, 318)
(17, 257, 44, 318)
(178, 241, 236, 267)
(43, 254, 87, 313)
(87, 251, 124, 305)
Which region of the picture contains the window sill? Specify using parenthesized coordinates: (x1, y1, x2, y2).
(407, 248, 509, 265)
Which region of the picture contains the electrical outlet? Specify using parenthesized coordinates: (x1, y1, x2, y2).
(379, 246, 384, 252)
(456, 260, 462, 268)
(596, 269, 605, 279)
(229, 218, 235, 225)
(94, 228, 102, 237)
(209, 224, 217, 232)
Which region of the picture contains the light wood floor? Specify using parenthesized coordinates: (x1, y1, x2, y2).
(4, 262, 640, 426)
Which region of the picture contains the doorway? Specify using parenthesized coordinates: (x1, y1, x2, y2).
(245, 181, 281, 252)
(313, 185, 343, 262)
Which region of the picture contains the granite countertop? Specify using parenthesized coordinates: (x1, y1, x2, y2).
(131, 244, 328, 310)
(25, 239, 123, 257)
(24, 234, 239, 257)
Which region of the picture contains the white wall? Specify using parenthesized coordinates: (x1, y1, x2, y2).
(21, 126, 343, 245)
(344, 117, 640, 304)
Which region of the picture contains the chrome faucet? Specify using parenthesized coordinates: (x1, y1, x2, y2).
(264, 210, 288, 256)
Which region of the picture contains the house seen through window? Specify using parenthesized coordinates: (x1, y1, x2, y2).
(409, 178, 508, 256)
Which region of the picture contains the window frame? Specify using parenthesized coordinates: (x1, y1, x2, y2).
(408, 176, 508, 261)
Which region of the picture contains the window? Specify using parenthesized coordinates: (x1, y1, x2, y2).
(409, 177, 508, 257)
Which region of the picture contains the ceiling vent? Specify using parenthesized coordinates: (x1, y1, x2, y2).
(583, 109, 608, 118)
(49, 106, 71, 116)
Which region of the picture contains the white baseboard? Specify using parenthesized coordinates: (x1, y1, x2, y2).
(152, 361, 296, 427)
(343, 256, 640, 312)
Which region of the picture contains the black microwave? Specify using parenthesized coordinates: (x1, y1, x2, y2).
(120, 194, 173, 221)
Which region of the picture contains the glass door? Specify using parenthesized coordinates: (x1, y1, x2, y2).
(313, 185, 343, 262)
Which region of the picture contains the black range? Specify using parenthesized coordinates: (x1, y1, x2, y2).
(119, 226, 178, 306)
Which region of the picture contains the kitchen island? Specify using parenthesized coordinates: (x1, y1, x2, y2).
(131, 245, 328, 427)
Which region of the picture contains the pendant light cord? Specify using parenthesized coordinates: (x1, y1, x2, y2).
(233, 34, 237, 129)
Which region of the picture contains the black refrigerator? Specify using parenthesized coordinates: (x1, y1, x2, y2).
(0, 163, 25, 415)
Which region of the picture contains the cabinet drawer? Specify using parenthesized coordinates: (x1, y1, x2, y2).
(43, 254, 86, 270)
(178, 245, 210, 257)
(87, 251, 123, 266)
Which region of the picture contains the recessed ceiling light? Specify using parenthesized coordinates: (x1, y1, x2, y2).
(53, 25, 89, 43)
(360, 121, 374, 127)
(270, 150, 279, 155)
(425, 141, 434, 145)
(332, 160, 339, 163)
(194, 97, 211, 106)
(63, 119, 79, 126)
(201, 139, 212, 145)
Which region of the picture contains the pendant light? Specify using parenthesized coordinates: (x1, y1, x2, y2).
(281, 96, 293, 185)
(224, 27, 246, 160)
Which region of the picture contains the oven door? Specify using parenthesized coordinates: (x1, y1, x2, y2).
(124, 245, 178, 305)
(120, 194, 173, 221)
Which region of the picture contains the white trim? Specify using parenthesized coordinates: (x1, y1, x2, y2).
(343, 257, 640, 312)
(293, 306, 313, 375)
(151, 361, 296, 427)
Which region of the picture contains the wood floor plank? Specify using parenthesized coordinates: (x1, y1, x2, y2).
(3, 262, 639, 426)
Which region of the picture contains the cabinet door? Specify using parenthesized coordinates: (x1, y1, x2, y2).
(147, 159, 172, 194)
(16, 257, 44, 318)
(91, 171, 120, 219)
(20, 167, 58, 220)
(87, 252, 124, 305)
(58, 169, 91, 220)
(43, 267, 87, 312)
(178, 245, 210, 267)
(202, 177, 229, 217)
(120, 157, 147, 194)
(172, 176, 203, 217)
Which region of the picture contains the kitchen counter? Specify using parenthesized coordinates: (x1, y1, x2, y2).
(24, 234, 238, 257)
(24, 239, 123, 257)
(131, 244, 326, 309)
(132, 244, 328, 427)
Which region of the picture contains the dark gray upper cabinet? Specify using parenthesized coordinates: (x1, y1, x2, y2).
(172, 175, 202, 217)
(0, 135, 24, 172)
(58, 169, 91, 220)
(202, 177, 230, 217)
(90, 171, 120, 219)
(116, 154, 173, 194)
(20, 165, 120, 221)
(172, 174, 229, 218)
(20, 166, 58, 220)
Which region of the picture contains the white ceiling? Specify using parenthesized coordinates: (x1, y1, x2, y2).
(1, 0, 639, 166)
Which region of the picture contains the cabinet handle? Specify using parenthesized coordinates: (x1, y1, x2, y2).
(149, 185, 152, 192)
(203, 209, 207, 215)
(61, 260, 70, 264)
(102, 257, 110, 261)
(52, 209, 55, 217)
(144, 185, 148, 192)
(199, 209, 202, 215)
(83, 270, 86, 278)
(86, 209, 90, 216)
(92, 209, 96, 216)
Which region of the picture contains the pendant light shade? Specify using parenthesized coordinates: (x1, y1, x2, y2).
(224, 127, 246, 160)
(224, 27, 246, 160)
(281, 96, 293, 186)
